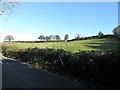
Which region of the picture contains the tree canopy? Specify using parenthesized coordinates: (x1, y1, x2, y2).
(55, 35, 60, 41)
(38, 35, 45, 41)
(4, 35, 14, 43)
(113, 25, 120, 38)
(64, 34, 68, 41)
(98, 31, 104, 38)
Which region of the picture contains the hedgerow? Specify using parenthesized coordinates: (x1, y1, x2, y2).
(2, 46, 120, 89)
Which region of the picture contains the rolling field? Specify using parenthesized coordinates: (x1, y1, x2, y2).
(2, 37, 120, 89)
(2, 37, 120, 52)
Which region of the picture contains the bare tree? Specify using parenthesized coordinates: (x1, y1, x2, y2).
(46, 36, 51, 41)
(49, 35, 56, 41)
(0, 0, 20, 15)
(75, 34, 80, 40)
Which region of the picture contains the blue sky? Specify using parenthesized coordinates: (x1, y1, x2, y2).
(1, 2, 118, 41)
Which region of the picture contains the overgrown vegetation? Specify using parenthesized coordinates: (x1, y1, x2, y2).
(2, 46, 120, 89)
(2, 37, 120, 89)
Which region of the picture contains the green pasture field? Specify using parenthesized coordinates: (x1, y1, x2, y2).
(2, 37, 120, 52)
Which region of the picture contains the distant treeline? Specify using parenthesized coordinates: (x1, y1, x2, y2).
(9, 34, 115, 43)
(12, 40, 65, 43)
(69, 34, 115, 41)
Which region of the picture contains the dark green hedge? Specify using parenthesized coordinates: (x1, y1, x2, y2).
(2, 46, 120, 89)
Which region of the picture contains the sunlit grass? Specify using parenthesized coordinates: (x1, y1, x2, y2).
(2, 38, 119, 52)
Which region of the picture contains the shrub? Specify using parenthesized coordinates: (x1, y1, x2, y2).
(2, 45, 120, 89)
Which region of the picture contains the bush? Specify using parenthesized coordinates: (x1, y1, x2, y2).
(2, 46, 120, 89)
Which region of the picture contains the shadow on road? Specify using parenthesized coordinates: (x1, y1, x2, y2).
(2, 58, 90, 89)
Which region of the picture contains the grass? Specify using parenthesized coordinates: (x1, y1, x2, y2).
(2, 37, 120, 52)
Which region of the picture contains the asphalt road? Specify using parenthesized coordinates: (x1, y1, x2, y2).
(1, 57, 90, 89)
(0, 60, 2, 90)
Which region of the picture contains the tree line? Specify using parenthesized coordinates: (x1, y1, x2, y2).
(38, 34, 68, 41)
(4, 25, 120, 43)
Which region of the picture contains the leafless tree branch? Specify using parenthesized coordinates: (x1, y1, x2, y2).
(0, 0, 20, 15)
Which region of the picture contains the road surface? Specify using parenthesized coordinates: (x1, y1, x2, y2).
(1, 57, 90, 89)
(0, 57, 2, 90)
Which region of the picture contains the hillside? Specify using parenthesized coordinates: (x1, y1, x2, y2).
(2, 37, 120, 89)
(2, 37, 119, 52)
